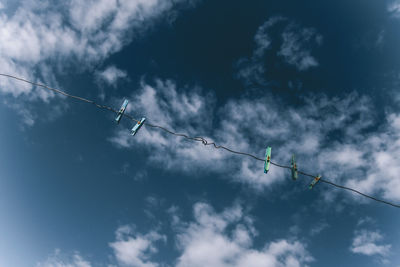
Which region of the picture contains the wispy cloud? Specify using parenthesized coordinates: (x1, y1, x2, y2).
(96, 65, 127, 87)
(357, 217, 375, 226)
(109, 77, 400, 205)
(349, 216, 391, 263)
(108, 79, 223, 173)
(36, 249, 91, 267)
(0, 0, 196, 123)
(3, 101, 36, 127)
(350, 229, 391, 257)
(109, 225, 166, 267)
(236, 16, 285, 86)
(236, 16, 322, 85)
(388, 0, 400, 17)
(38, 201, 313, 267)
(309, 221, 329, 236)
(174, 202, 313, 267)
(253, 16, 287, 58)
(278, 24, 322, 71)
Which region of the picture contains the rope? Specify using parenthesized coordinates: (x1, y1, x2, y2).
(0, 73, 121, 114)
(1, 73, 399, 209)
(319, 179, 400, 208)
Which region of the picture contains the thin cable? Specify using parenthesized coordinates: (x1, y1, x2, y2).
(319, 179, 400, 208)
(1, 73, 399, 209)
(145, 123, 266, 161)
(0, 73, 128, 119)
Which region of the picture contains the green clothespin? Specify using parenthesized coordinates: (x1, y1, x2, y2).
(264, 147, 271, 173)
(309, 175, 321, 189)
(291, 154, 298, 180)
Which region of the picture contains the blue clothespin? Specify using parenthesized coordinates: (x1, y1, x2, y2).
(264, 147, 271, 173)
(309, 175, 321, 189)
(291, 154, 298, 180)
(115, 99, 129, 124)
(131, 117, 146, 136)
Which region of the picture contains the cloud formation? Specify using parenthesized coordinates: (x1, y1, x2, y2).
(0, 0, 195, 96)
(96, 65, 128, 87)
(236, 16, 322, 85)
(38, 202, 313, 267)
(174, 202, 313, 267)
(350, 229, 391, 257)
(109, 77, 400, 205)
(109, 225, 166, 267)
(36, 249, 91, 267)
(388, 0, 400, 17)
(0, 0, 195, 124)
(278, 24, 322, 71)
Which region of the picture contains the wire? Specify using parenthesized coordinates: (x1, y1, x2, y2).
(319, 179, 400, 208)
(0, 73, 121, 114)
(1, 73, 399, 209)
(144, 126, 267, 162)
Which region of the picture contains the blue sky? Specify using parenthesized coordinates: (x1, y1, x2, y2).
(1, 0, 400, 266)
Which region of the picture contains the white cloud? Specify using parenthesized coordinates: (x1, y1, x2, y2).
(278, 25, 322, 71)
(350, 229, 391, 257)
(236, 17, 284, 85)
(108, 77, 400, 204)
(0, 0, 193, 96)
(108, 79, 224, 173)
(253, 16, 286, 58)
(343, 113, 400, 202)
(39, 202, 313, 267)
(3, 101, 36, 127)
(109, 225, 166, 267)
(236, 17, 322, 84)
(175, 202, 313, 267)
(109, 79, 280, 189)
(309, 221, 329, 236)
(96, 65, 127, 87)
(357, 217, 375, 226)
(68, 0, 118, 33)
(0, 0, 195, 123)
(36, 249, 92, 267)
(388, 0, 400, 17)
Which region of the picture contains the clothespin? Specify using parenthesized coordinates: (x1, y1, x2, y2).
(264, 146, 271, 173)
(309, 175, 321, 189)
(291, 154, 298, 180)
(115, 99, 129, 124)
(131, 117, 146, 136)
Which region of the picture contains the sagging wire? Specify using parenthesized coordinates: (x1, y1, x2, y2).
(1, 73, 399, 209)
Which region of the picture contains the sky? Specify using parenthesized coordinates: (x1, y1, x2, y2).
(0, 0, 400, 266)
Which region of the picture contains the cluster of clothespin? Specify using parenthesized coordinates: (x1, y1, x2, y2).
(263, 147, 321, 189)
(115, 99, 146, 136)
